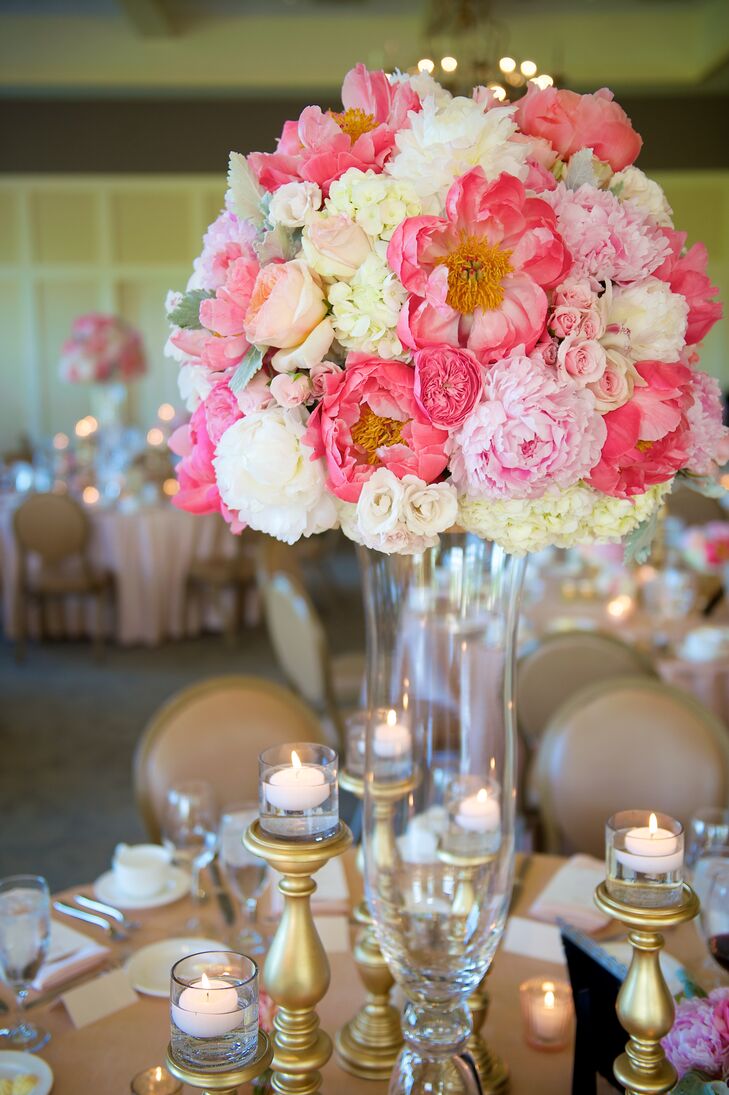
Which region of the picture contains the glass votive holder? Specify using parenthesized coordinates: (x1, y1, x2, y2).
(519, 977, 573, 1051)
(606, 810, 684, 908)
(259, 742, 338, 841)
(345, 708, 413, 782)
(443, 775, 502, 857)
(170, 951, 258, 1072)
(130, 1066, 182, 1094)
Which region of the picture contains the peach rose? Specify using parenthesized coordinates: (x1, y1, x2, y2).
(302, 213, 372, 280)
(245, 260, 327, 349)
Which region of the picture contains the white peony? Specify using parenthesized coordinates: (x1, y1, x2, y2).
(328, 252, 407, 358)
(176, 362, 213, 412)
(386, 96, 529, 213)
(268, 181, 322, 228)
(611, 167, 673, 227)
(607, 278, 688, 363)
(214, 407, 337, 544)
(326, 169, 422, 242)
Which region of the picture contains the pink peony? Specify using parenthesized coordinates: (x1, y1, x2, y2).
(543, 184, 671, 286)
(198, 251, 261, 372)
(654, 229, 723, 345)
(190, 211, 258, 292)
(245, 260, 327, 350)
(204, 381, 243, 446)
(389, 168, 571, 365)
(169, 404, 245, 531)
(248, 64, 421, 196)
(448, 347, 606, 500)
(663, 991, 729, 1080)
(685, 370, 729, 474)
(303, 352, 449, 502)
(413, 345, 484, 430)
(515, 84, 642, 172)
(588, 359, 692, 497)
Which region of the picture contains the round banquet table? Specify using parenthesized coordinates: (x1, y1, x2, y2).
(5, 852, 709, 1095)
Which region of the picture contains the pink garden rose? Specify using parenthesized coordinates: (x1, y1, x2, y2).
(198, 251, 261, 372)
(303, 352, 449, 502)
(588, 357, 636, 413)
(685, 370, 729, 474)
(302, 213, 371, 279)
(204, 381, 243, 445)
(389, 168, 571, 365)
(556, 336, 607, 386)
(515, 84, 642, 172)
(245, 259, 327, 349)
(413, 345, 484, 430)
(448, 347, 606, 500)
(655, 229, 723, 345)
(169, 403, 244, 531)
(249, 64, 421, 196)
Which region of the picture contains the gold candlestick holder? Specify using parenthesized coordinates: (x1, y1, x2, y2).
(165, 1030, 273, 1095)
(466, 971, 509, 1095)
(335, 769, 403, 1080)
(244, 819, 352, 1095)
(594, 880, 700, 1095)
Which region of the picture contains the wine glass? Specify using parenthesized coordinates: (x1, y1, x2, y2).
(0, 875, 51, 1051)
(163, 781, 219, 933)
(700, 861, 729, 984)
(218, 803, 268, 956)
(687, 807, 729, 905)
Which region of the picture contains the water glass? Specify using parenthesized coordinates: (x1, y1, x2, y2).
(218, 804, 268, 956)
(687, 808, 729, 906)
(699, 860, 729, 983)
(163, 781, 219, 931)
(0, 875, 51, 1051)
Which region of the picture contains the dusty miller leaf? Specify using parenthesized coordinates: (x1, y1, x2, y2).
(671, 1072, 729, 1095)
(624, 505, 661, 566)
(168, 289, 214, 329)
(255, 223, 299, 264)
(226, 151, 265, 228)
(676, 470, 726, 499)
(229, 346, 264, 395)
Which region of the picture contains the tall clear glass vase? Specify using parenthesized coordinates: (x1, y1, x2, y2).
(360, 534, 526, 1095)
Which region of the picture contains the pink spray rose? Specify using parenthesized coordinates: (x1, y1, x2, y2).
(389, 168, 571, 365)
(245, 260, 327, 349)
(654, 229, 723, 345)
(556, 336, 607, 386)
(685, 370, 729, 474)
(448, 346, 606, 500)
(303, 352, 449, 503)
(413, 345, 484, 430)
(588, 357, 636, 413)
(269, 372, 313, 408)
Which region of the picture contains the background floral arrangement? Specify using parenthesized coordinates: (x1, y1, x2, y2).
(60, 313, 147, 385)
(683, 522, 729, 574)
(663, 987, 729, 1092)
(166, 65, 726, 555)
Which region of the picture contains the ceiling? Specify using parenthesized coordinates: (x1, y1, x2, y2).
(1, 0, 728, 97)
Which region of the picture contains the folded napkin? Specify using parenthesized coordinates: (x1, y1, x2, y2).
(32, 919, 110, 992)
(267, 856, 350, 918)
(528, 854, 610, 934)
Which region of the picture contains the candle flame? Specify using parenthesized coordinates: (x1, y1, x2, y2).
(490, 756, 496, 772)
(542, 981, 555, 991)
(154, 1067, 164, 1081)
(200, 972, 211, 990)
(387, 709, 397, 727)
(544, 990, 555, 1010)
(477, 788, 488, 804)
(291, 750, 302, 769)
(649, 812, 658, 836)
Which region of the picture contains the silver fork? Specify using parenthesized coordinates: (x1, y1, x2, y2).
(52, 901, 131, 943)
(72, 894, 141, 932)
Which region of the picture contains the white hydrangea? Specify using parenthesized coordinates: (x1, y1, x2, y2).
(328, 252, 407, 358)
(326, 169, 422, 242)
(612, 167, 673, 227)
(608, 278, 688, 363)
(386, 96, 530, 213)
(459, 482, 671, 556)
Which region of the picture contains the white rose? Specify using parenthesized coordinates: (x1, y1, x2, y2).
(356, 468, 406, 553)
(608, 278, 688, 362)
(401, 477, 458, 539)
(214, 407, 337, 544)
(612, 167, 673, 227)
(268, 181, 322, 228)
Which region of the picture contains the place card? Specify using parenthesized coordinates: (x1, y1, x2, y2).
(62, 967, 138, 1029)
(502, 916, 566, 966)
(529, 855, 610, 934)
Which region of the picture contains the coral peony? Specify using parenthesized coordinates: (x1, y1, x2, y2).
(654, 229, 723, 345)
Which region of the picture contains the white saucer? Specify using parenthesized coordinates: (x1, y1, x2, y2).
(126, 937, 228, 997)
(93, 866, 190, 910)
(0, 1050, 54, 1095)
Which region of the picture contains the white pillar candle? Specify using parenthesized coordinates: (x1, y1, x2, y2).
(265, 749, 329, 811)
(373, 710, 411, 759)
(171, 974, 242, 1038)
(616, 812, 683, 874)
(456, 788, 500, 833)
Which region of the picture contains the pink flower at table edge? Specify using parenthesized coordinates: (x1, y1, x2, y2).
(248, 63, 421, 196)
(303, 351, 449, 503)
(662, 990, 729, 1082)
(654, 229, 723, 345)
(388, 167, 572, 366)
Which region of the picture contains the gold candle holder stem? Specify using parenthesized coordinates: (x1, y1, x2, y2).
(466, 971, 509, 1095)
(165, 1030, 272, 1095)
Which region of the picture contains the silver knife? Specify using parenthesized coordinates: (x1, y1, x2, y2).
(53, 901, 113, 935)
(73, 894, 125, 924)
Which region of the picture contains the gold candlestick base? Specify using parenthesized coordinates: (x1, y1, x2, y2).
(165, 1030, 273, 1095)
(466, 972, 509, 1094)
(244, 819, 352, 1095)
(594, 880, 700, 1095)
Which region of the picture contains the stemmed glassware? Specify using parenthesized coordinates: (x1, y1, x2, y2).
(0, 875, 51, 1051)
(218, 803, 268, 956)
(163, 781, 219, 934)
(699, 861, 729, 984)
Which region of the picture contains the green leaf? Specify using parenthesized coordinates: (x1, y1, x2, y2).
(671, 1071, 729, 1094)
(229, 345, 264, 395)
(624, 505, 661, 565)
(676, 471, 726, 499)
(168, 289, 214, 330)
(226, 151, 265, 228)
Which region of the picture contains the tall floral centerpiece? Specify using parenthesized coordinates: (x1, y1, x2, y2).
(166, 65, 725, 1093)
(59, 313, 147, 428)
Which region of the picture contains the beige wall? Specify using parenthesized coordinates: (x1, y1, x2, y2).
(0, 170, 727, 448)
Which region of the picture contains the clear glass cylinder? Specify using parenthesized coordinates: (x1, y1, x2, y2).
(360, 535, 525, 1094)
(345, 707, 414, 782)
(259, 742, 338, 841)
(519, 977, 573, 1051)
(169, 951, 258, 1071)
(606, 810, 684, 908)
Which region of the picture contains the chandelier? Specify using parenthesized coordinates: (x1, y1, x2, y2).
(413, 0, 555, 101)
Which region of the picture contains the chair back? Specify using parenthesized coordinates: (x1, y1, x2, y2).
(535, 676, 729, 857)
(517, 630, 657, 748)
(14, 492, 90, 565)
(259, 570, 331, 708)
(134, 675, 326, 840)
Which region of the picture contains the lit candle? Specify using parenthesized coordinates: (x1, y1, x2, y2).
(265, 749, 329, 811)
(82, 485, 100, 506)
(520, 977, 573, 1050)
(373, 709, 411, 758)
(616, 812, 683, 874)
(606, 594, 634, 621)
(171, 973, 242, 1038)
(456, 787, 500, 833)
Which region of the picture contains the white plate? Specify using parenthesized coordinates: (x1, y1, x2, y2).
(126, 938, 228, 997)
(93, 866, 190, 910)
(0, 1051, 54, 1095)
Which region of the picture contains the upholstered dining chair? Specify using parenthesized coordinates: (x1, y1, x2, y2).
(185, 522, 261, 643)
(134, 675, 327, 841)
(13, 492, 114, 660)
(535, 676, 729, 858)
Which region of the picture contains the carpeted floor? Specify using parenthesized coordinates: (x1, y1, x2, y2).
(0, 551, 364, 890)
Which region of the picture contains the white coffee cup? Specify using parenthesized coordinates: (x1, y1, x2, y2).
(112, 843, 171, 898)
